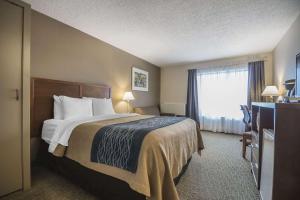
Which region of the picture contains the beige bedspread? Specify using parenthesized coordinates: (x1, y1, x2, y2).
(53, 115, 204, 200)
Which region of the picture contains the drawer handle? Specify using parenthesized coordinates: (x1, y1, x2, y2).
(250, 144, 259, 149)
(15, 89, 19, 101)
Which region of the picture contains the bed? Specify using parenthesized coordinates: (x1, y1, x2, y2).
(31, 77, 204, 200)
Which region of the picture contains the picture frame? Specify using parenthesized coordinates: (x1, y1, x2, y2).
(132, 67, 149, 91)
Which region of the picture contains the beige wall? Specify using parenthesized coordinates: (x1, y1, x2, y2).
(31, 11, 160, 113)
(160, 53, 273, 115)
(273, 14, 300, 94)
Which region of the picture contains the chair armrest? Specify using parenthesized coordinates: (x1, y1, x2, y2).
(160, 112, 176, 116)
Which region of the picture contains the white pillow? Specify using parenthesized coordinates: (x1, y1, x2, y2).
(84, 97, 115, 115)
(53, 95, 63, 119)
(61, 96, 93, 120)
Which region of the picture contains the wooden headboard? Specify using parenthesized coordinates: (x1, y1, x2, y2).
(31, 77, 111, 138)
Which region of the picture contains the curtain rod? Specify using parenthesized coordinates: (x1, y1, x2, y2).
(193, 57, 269, 71)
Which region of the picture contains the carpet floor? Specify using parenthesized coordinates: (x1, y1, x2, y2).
(1, 131, 260, 200)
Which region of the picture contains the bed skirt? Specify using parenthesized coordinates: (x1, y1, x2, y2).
(35, 141, 191, 200)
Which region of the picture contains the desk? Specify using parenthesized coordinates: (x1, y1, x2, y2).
(251, 102, 300, 200)
(251, 103, 274, 189)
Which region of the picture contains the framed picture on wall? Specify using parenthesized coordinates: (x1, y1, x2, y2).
(132, 67, 149, 91)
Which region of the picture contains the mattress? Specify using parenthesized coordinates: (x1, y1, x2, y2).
(41, 113, 138, 152)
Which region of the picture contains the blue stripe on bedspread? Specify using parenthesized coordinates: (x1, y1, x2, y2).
(90, 116, 186, 173)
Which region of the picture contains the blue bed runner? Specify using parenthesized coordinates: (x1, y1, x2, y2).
(91, 116, 186, 173)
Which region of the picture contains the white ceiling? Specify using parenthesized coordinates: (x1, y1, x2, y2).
(24, 0, 300, 67)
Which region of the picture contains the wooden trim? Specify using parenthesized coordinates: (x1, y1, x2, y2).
(7, 0, 29, 7)
(21, 0, 31, 191)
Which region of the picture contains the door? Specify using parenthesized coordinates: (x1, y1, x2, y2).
(0, 0, 23, 196)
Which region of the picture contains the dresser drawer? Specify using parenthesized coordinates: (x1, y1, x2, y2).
(251, 142, 259, 160)
(251, 147, 259, 164)
(251, 131, 259, 145)
(251, 162, 259, 186)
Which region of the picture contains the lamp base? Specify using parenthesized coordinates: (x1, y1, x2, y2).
(126, 100, 130, 113)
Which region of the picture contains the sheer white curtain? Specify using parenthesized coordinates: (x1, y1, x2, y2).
(197, 64, 248, 134)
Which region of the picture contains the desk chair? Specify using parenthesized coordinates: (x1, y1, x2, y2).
(240, 105, 252, 158)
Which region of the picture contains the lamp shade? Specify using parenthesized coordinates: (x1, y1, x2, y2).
(123, 91, 135, 101)
(262, 86, 279, 96)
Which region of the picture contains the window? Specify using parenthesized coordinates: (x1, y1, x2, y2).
(197, 65, 248, 134)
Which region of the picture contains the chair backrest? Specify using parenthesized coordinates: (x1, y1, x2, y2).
(240, 105, 251, 131)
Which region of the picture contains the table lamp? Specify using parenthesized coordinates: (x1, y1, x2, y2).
(262, 86, 279, 102)
(123, 91, 135, 113)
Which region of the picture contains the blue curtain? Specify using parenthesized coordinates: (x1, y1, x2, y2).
(247, 61, 265, 107)
(186, 69, 200, 124)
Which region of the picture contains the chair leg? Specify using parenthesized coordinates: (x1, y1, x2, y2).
(242, 135, 246, 158)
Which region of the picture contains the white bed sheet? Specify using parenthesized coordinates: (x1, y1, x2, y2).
(41, 113, 138, 153)
(42, 119, 64, 144)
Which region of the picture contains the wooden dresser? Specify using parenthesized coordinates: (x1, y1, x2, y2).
(250, 102, 300, 200)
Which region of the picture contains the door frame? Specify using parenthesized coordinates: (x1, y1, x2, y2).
(6, 0, 31, 191)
